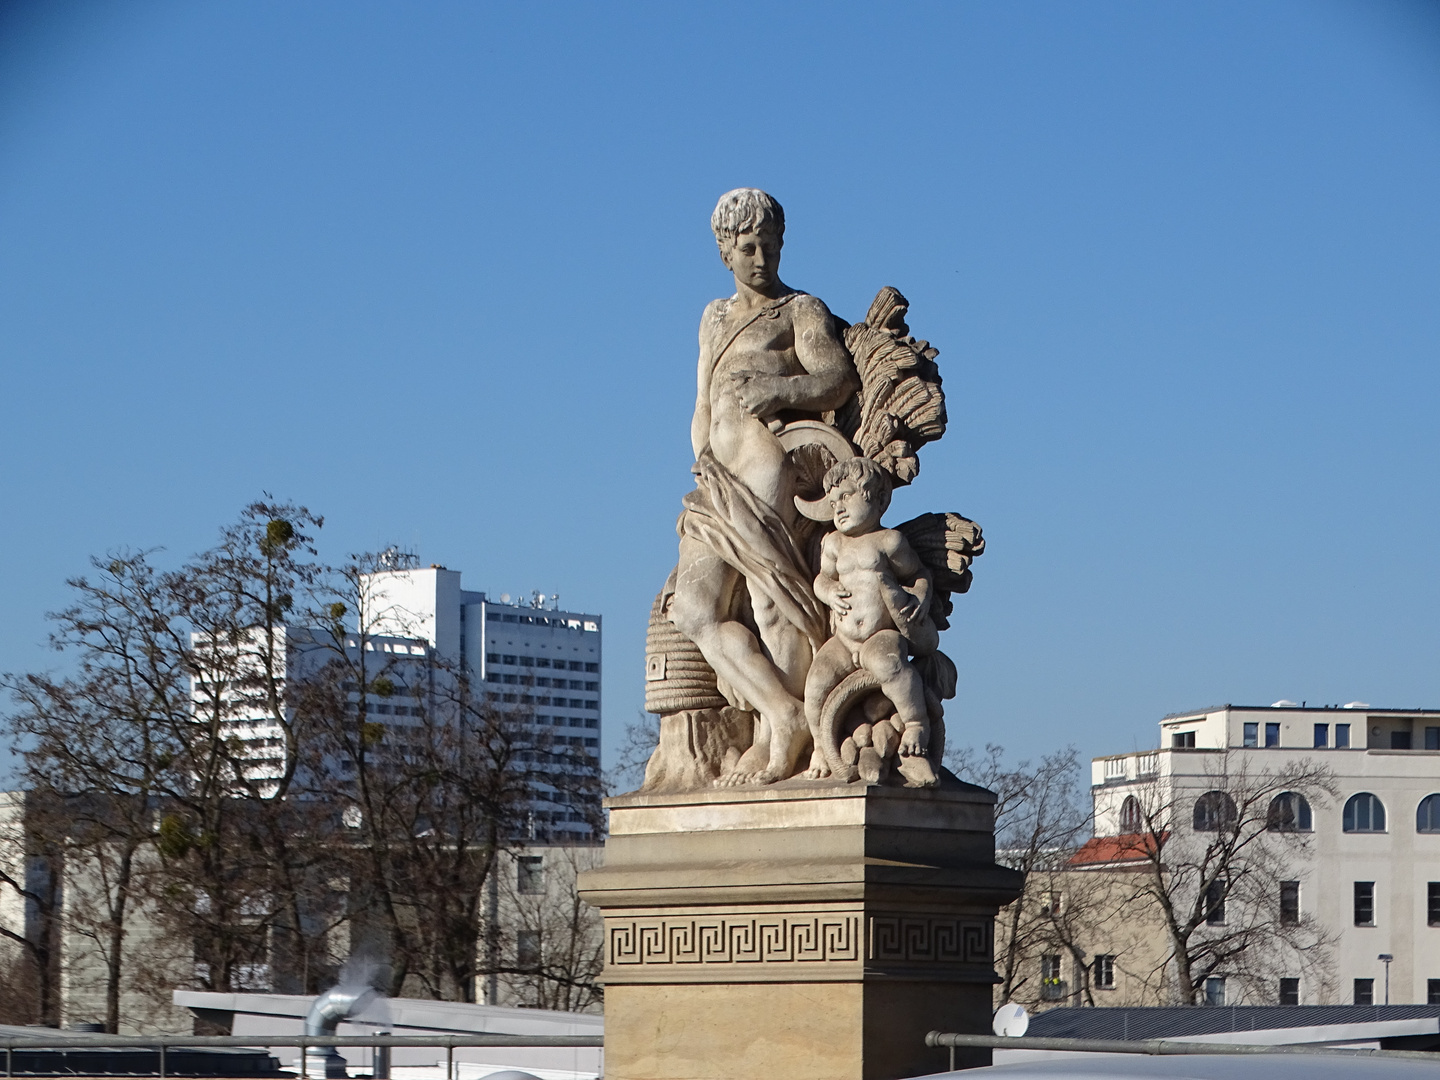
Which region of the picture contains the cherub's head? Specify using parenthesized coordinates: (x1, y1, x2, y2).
(823, 457, 891, 536)
(711, 188, 784, 292)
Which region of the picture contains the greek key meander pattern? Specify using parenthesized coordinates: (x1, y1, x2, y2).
(607, 914, 991, 966)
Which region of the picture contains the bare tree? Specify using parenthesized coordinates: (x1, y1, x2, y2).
(949, 744, 1092, 1006)
(1113, 751, 1338, 1005)
(491, 845, 604, 1012)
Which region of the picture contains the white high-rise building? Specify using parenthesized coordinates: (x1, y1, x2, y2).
(199, 565, 603, 840)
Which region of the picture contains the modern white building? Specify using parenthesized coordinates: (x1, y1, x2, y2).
(1090, 702, 1440, 1008)
(208, 565, 603, 841)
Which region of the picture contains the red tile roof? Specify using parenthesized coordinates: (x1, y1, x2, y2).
(1069, 832, 1166, 866)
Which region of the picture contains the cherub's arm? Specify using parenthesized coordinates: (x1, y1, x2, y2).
(691, 301, 723, 458)
(730, 296, 859, 419)
(812, 534, 850, 613)
(880, 532, 932, 623)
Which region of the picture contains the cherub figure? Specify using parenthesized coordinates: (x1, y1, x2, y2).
(804, 456, 940, 786)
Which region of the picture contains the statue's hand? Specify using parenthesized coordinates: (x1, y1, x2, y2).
(729, 370, 783, 417)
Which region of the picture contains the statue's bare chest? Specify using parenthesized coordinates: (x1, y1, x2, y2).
(706, 307, 800, 382)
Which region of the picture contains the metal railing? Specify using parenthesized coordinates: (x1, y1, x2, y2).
(0, 1032, 604, 1080)
(924, 1031, 1436, 1072)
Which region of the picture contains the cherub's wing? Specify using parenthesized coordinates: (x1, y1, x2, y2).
(895, 512, 984, 632)
(836, 287, 947, 487)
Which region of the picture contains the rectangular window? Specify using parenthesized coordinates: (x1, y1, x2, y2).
(1429, 980, 1440, 1006)
(1279, 977, 1299, 1006)
(536, 658, 551, 668)
(1354, 978, 1374, 1006)
(1040, 954, 1063, 1000)
(585, 662, 599, 672)
(485, 653, 499, 664)
(1093, 955, 1115, 989)
(1313, 723, 1329, 748)
(1243, 723, 1258, 747)
(1429, 882, 1440, 926)
(516, 855, 544, 894)
(585, 717, 599, 728)
(585, 681, 599, 691)
(1265, 722, 1280, 748)
(1336, 723, 1351, 748)
(519, 656, 534, 667)
(1204, 977, 1226, 1007)
(503, 654, 517, 664)
(1392, 730, 1412, 750)
(1354, 881, 1375, 926)
(569, 661, 583, 671)
(585, 700, 599, 710)
(1428, 727, 1440, 751)
(1204, 880, 1226, 925)
(1172, 731, 1195, 748)
(1280, 881, 1300, 926)
(517, 929, 540, 969)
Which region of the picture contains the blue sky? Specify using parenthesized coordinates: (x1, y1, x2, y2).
(1, 1, 1437, 773)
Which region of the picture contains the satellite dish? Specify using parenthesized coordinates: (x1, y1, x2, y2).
(992, 1001, 1029, 1038)
(501, 593, 511, 604)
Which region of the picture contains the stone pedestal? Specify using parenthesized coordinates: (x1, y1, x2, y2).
(577, 781, 1023, 1080)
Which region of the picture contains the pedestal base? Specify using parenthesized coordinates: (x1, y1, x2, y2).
(578, 781, 1022, 1080)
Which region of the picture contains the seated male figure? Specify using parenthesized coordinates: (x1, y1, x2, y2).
(669, 188, 859, 785)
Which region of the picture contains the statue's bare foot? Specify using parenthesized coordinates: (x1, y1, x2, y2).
(899, 721, 929, 757)
(803, 747, 831, 780)
(716, 743, 770, 787)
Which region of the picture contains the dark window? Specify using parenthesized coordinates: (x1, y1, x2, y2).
(1172, 731, 1196, 748)
(502, 674, 518, 685)
(486, 672, 501, 682)
(1279, 978, 1299, 1006)
(585, 700, 599, 710)
(1280, 881, 1300, 925)
(536, 658, 551, 668)
(585, 681, 599, 691)
(517, 929, 540, 969)
(502, 693, 517, 703)
(1354, 978, 1374, 1006)
(1314, 723, 1329, 748)
(1194, 791, 1237, 832)
(568, 717, 582, 728)
(585, 662, 599, 673)
(570, 661, 584, 671)
(1093, 955, 1115, 989)
(485, 653, 499, 664)
(1336, 723, 1351, 748)
(1429, 882, 1440, 926)
(1265, 722, 1281, 747)
(535, 678, 549, 687)
(1428, 727, 1440, 751)
(1392, 730, 1412, 750)
(1429, 980, 1440, 1006)
(1419, 796, 1440, 833)
(516, 855, 544, 894)
(569, 680, 583, 690)
(502, 654, 517, 664)
(519, 656, 534, 667)
(1267, 792, 1313, 832)
(1354, 881, 1375, 926)
(585, 717, 599, 729)
(1120, 796, 1143, 833)
(502, 614, 518, 623)
(1204, 880, 1226, 925)
(1344, 793, 1386, 832)
(1204, 977, 1225, 1006)
(1243, 723, 1258, 747)
(584, 738, 598, 748)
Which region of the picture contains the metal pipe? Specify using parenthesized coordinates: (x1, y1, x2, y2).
(304, 986, 378, 1079)
(924, 1032, 1435, 1061)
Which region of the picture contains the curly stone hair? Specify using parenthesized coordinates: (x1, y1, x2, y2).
(710, 188, 785, 250)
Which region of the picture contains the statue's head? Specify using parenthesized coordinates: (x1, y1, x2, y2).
(823, 457, 892, 536)
(711, 189, 784, 289)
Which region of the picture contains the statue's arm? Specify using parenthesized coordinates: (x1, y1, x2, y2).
(692, 301, 722, 457)
(813, 534, 848, 612)
(884, 533, 932, 620)
(730, 296, 857, 418)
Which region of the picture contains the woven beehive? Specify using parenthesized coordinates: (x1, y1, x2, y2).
(643, 590, 727, 714)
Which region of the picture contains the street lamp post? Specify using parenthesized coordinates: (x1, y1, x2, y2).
(1378, 953, 1394, 1005)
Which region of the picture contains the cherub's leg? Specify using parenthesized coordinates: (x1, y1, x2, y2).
(858, 630, 937, 786)
(802, 637, 858, 779)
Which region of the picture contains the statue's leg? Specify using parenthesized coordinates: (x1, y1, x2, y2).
(670, 537, 804, 784)
(802, 637, 856, 779)
(746, 583, 814, 782)
(859, 631, 937, 787)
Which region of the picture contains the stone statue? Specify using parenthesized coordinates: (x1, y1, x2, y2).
(640, 188, 980, 791)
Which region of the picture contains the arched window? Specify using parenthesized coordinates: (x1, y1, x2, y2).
(1193, 791, 1237, 832)
(1267, 792, 1313, 832)
(1120, 796, 1143, 834)
(1343, 793, 1386, 833)
(1417, 794, 1440, 834)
